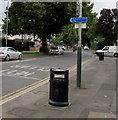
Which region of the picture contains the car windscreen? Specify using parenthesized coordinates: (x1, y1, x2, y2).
(51, 47, 58, 50)
(0, 48, 6, 51)
(103, 47, 109, 51)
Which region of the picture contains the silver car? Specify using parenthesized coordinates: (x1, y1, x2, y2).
(0, 47, 22, 61)
(49, 46, 64, 55)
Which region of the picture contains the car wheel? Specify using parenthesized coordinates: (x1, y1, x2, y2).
(114, 53, 118, 57)
(18, 54, 22, 60)
(5, 55, 10, 61)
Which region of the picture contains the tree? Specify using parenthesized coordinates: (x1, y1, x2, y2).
(82, 2, 98, 47)
(36, 2, 76, 52)
(52, 2, 98, 47)
(2, 2, 97, 51)
(3, 3, 46, 37)
(52, 24, 78, 47)
(2, 2, 76, 52)
(96, 8, 118, 45)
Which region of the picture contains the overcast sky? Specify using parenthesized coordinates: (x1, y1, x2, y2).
(91, 0, 117, 16)
(0, 0, 117, 24)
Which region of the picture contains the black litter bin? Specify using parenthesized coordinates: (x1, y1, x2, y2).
(99, 52, 104, 61)
(49, 68, 69, 106)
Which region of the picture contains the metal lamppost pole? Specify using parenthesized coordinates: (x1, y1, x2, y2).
(6, 1, 9, 47)
(77, 0, 82, 88)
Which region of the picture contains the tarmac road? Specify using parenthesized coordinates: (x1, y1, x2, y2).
(1, 52, 116, 118)
(1, 50, 94, 97)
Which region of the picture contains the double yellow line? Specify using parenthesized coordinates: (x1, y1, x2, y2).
(0, 58, 91, 105)
(0, 77, 50, 105)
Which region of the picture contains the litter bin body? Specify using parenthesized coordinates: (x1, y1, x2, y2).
(99, 52, 104, 61)
(49, 68, 69, 106)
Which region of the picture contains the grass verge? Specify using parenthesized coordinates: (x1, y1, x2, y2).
(23, 52, 46, 56)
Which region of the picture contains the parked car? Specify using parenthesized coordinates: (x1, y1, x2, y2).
(72, 44, 78, 52)
(95, 46, 118, 57)
(84, 45, 89, 50)
(58, 45, 66, 51)
(49, 46, 64, 55)
(0, 47, 22, 61)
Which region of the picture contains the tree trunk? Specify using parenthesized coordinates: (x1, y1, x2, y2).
(39, 35, 48, 53)
(20, 34, 23, 51)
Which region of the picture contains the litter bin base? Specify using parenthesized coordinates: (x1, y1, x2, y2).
(99, 53, 104, 61)
(49, 99, 68, 106)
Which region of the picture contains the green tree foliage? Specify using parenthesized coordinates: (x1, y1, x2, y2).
(96, 8, 118, 45)
(52, 2, 98, 47)
(82, 2, 98, 47)
(37, 3, 76, 51)
(2, 2, 97, 51)
(2, 2, 76, 52)
(52, 24, 78, 47)
(3, 3, 46, 36)
(86, 17, 98, 41)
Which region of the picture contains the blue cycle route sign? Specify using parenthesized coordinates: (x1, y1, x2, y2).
(70, 17, 88, 23)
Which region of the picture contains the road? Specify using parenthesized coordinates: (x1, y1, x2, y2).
(1, 50, 94, 98)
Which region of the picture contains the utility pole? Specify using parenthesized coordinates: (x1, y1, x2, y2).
(76, 0, 82, 88)
(6, 1, 9, 47)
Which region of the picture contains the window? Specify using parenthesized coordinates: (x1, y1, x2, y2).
(103, 47, 109, 51)
(0, 48, 5, 51)
(7, 48, 17, 52)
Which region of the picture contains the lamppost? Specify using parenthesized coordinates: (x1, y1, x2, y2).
(76, 0, 82, 88)
(116, 1, 118, 45)
(70, 1, 88, 88)
(5, 0, 10, 47)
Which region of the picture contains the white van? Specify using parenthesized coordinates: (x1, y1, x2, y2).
(95, 46, 118, 57)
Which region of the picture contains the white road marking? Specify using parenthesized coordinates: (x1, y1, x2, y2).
(2, 73, 39, 80)
(14, 71, 29, 76)
(10, 65, 51, 72)
(7, 70, 18, 74)
(24, 72, 35, 77)
(37, 68, 43, 71)
(37, 67, 50, 71)
(20, 65, 31, 69)
(14, 65, 21, 68)
(42, 68, 50, 71)
(1, 58, 94, 105)
(11, 65, 32, 69)
(40, 67, 47, 71)
(10, 66, 14, 68)
(29, 67, 38, 70)
(0, 69, 10, 73)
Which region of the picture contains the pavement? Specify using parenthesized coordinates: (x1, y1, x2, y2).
(1, 54, 117, 119)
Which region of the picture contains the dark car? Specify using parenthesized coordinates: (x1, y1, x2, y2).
(72, 44, 78, 52)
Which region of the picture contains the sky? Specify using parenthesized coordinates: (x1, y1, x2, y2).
(0, 0, 117, 24)
(91, 0, 117, 16)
